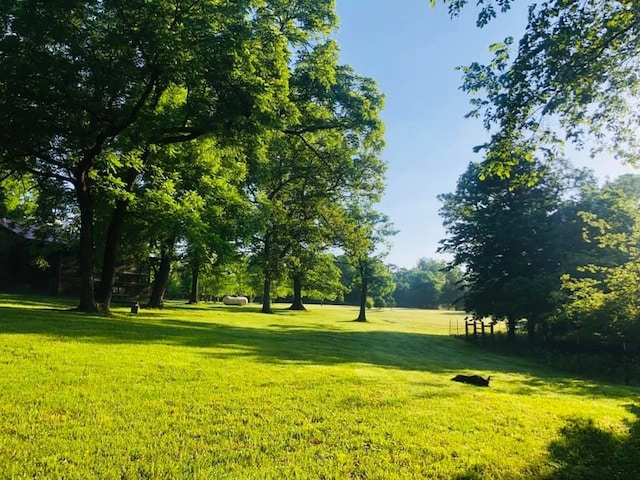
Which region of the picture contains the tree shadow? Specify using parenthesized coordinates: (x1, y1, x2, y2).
(539, 403, 640, 480)
(0, 302, 637, 399)
(166, 302, 311, 317)
(451, 404, 640, 480)
(0, 304, 508, 372)
(0, 293, 73, 309)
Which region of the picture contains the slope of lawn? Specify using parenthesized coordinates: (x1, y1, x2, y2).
(0, 293, 638, 479)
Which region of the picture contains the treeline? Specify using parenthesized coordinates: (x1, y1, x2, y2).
(440, 159, 640, 347)
(155, 253, 465, 311)
(390, 259, 463, 309)
(0, 1, 393, 321)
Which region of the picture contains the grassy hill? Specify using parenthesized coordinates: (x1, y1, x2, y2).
(0, 294, 638, 479)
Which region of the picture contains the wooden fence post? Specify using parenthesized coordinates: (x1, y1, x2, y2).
(623, 342, 630, 386)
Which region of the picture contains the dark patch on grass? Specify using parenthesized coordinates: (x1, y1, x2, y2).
(542, 404, 640, 480)
(451, 404, 640, 480)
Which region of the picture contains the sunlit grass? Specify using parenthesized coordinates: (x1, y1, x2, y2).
(0, 294, 638, 479)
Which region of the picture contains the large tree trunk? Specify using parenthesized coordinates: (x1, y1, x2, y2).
(188, 263, 200, 304)
(356, 264, 368, 322)
(148, 237, 175, 308)
(507, 317, 517, 343)
(76, 172, 99, 313)
(96, 168, 139, 313)
(261, 234, 274, 314)
(95, 199, 126, 312)
(527, 317, 538, 341)
(289, 272, 306, 310)
(261, 277, 273, 314)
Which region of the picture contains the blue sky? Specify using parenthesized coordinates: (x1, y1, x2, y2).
(333, 0, 636, 268)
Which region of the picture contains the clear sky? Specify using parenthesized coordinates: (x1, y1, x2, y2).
(333, 0, 637, 269)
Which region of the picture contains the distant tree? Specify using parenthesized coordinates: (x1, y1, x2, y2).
(286, 249, 345, 310)
(335, 255, 358, 305)
(339, 205, 396, 322)
(391, 259, 464, 309)
(297, 253, 346, 305)
(368, 260, 397, 309)
(439, 266, 465, 308)
(389, 265, 411, 307)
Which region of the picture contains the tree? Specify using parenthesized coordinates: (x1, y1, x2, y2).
(129, 138, 249, 307)
(451, 0, 640, 178)
(338, 204, 396, 322)
(247, 41, 386, 314)
(391, 259, 465, 309)
(438, 158, 589, 340)
(554, 175, 640, 342)
(439, 266, 465, 308)
(368, 259, 397, 309)
(0, 173, 38, 222)
(132, 164, 185, 309)
(286, 246, 338, 311)
(180, 147, 249, 305)
(435, 0, 640, 344)
(0, 0, 336, 313)
(291, 253, 346, 306)
(337, 255, 395, 311)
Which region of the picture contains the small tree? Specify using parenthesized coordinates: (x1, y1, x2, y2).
(339, 204, 396, 322)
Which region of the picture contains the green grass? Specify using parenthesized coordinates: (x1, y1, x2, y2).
(0, 294, 638, 479)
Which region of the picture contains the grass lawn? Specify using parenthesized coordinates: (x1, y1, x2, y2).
(0, 294, 638, 479)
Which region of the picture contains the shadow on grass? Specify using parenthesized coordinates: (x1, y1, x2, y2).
(541, 403, 640, 479)
(452, 404, 640, 480)
(0, 293, 74, 309)
(166, 302, 299, 315)
(0, 302, 637, 399)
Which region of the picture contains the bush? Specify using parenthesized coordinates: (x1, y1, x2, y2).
(365, 297, 374, 309)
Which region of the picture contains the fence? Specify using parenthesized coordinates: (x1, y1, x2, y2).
(459, 326, 640, 385)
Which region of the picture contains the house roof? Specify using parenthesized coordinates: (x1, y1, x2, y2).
(0, 218, 57, 243)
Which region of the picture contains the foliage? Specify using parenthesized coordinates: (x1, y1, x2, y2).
(457, 0, 640, 178)
(366, 259, 396, 308)
(336, 204, 396, 321)
(438, 158, 590, 339)
(449, 0, 640, 346)
(247, 38, 386, 313)
(0, 0, 340, 312)
(392, 258, 464, 309)
(556, 180, 640, 342)
(0, 173, 38, 221)
(291, 252, 346, 303)
(431, 0, 517, 27)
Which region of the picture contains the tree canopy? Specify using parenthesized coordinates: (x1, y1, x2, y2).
(439, 158, 593, 339)
(0, 1, 392, 315)
(451, 0, 640, 177)
(555, 175, 640, 342)
(433, 0, 640, 348)
(391, 259, 464, 309)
